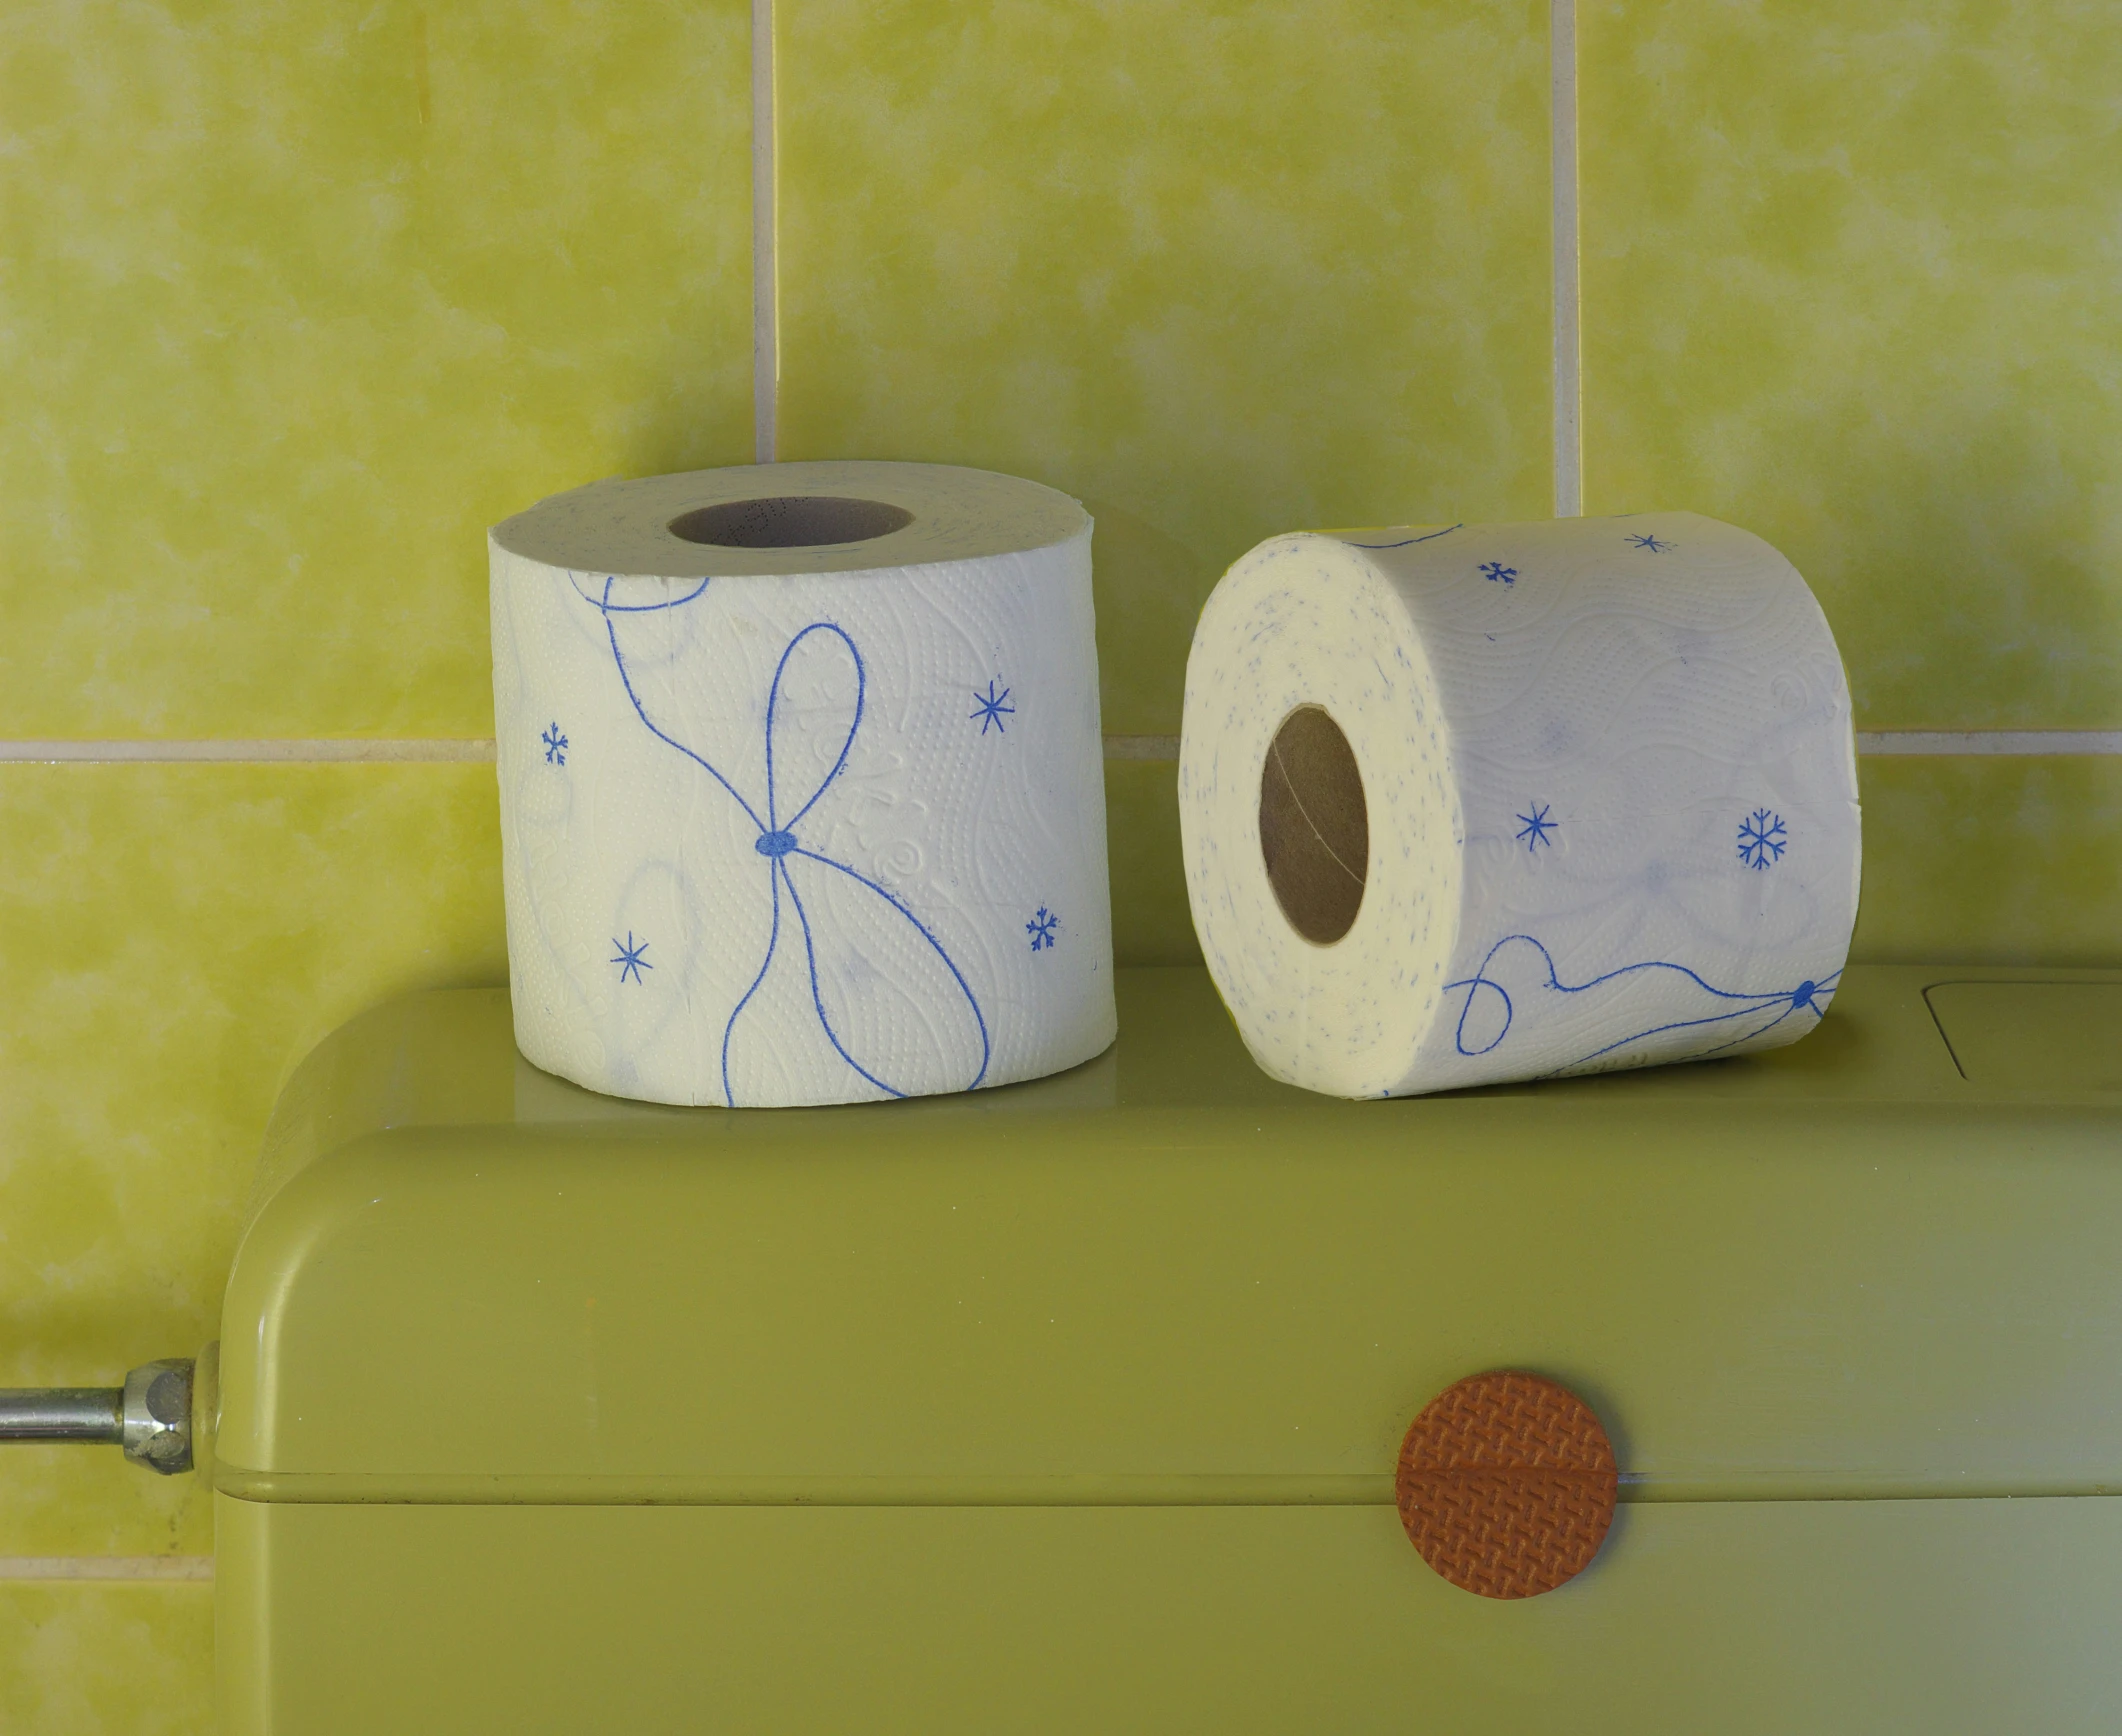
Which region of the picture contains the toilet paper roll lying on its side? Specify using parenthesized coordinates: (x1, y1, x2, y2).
(491, 461, 1115, 1108)
(1179, 512, 1860, 1098)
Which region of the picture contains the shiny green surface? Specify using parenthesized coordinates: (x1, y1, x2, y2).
(219, 1493, 2122, 1735)
(219, 965, 2122, 1499)
(1926, 980, 2122, 1092)
(216, 966, 2122, 1732)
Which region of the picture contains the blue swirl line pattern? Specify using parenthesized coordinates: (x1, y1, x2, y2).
(1446, 933, 1838, 1077)
(573, 574, 990, 1106)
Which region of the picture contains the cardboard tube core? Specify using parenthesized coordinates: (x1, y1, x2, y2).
(668, 496, 914, 549)
(1258, 705, 1368, 945)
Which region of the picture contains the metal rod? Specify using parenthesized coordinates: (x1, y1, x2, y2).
(0, 1388, 124, 1443)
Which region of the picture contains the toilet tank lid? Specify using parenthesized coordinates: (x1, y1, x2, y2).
(212, 967, 2122, 1499)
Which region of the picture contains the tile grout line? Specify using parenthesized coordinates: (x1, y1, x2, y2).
(0, 1557, 213, 1582)
(1853, 731, 2122, 756)
(1, 734, 2119, 765)
(1550, 0, 1583, 518)
(0, 740, 503, 764)
(751, 0, 778, 464)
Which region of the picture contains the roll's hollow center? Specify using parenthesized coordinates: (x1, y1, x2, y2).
(1259, 706, 1368, 946)
(667, 496, 914, 549)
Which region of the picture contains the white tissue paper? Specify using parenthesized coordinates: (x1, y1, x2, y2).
(491, 460, 1115, 1107)
(1179, 512, 1861, 1098)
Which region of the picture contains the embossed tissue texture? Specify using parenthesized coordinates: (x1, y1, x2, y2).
(492, 465, 1116, 1107)
(1181, 512, 1861, 1098)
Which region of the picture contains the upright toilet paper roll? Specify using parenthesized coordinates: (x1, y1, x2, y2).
(491, 461, 1115, 1107)
(1179, 512, 1860, 1098)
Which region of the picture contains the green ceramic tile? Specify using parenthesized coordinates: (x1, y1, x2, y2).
(0, 763, 505, 1554)
(1849, 755, 2122, 966)
(1580, 0, 2122, 728)
(0, 0, 752, 738)
(776, 0, 1552, 736)
(0, 1581, 212, 1736)
(1105, 758, 1198, 967)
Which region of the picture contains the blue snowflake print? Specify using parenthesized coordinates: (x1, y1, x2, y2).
(542, 722, 569, 765)
(1737, 809, 1787, 870)
(970, 680, 1015, 735)
(611, 931, 652, 983)
(1026, 907, 1060, 951)
(1480, 561, 1517, 586)
(1626, 533, 1673, 553)
(1514, 802, 1558, 853)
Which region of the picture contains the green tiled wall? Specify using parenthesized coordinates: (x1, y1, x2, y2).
(776, 0, 1553, 734)
(0, 0, 753, 1724)
(2, 0, 2119, 1725)
(1579, 0, 2122, 730)
(1851, 756, 2122, 964)
(0, 1582, 213, 1735)
(0, 0, 752, 738)
(0, 763, 505, 1724)
(1573, 0, 2122, 975)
